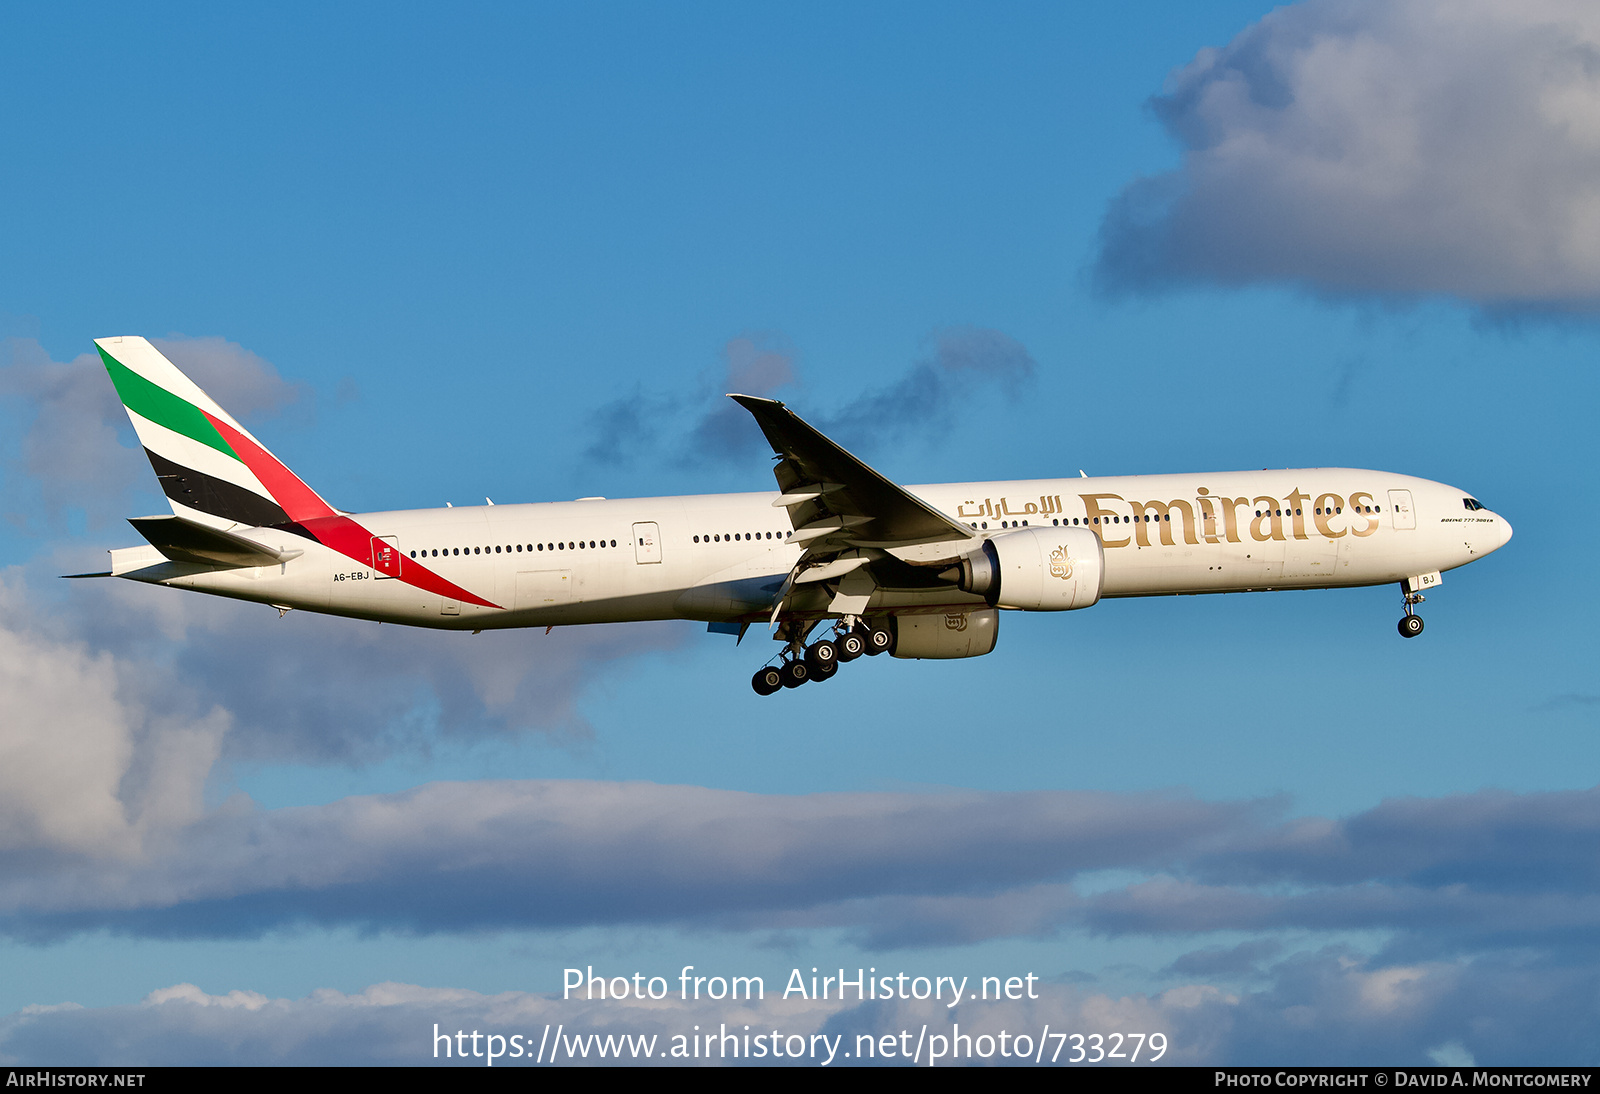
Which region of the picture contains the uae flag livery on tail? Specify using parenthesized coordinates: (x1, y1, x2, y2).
(95, 337, 498, 607)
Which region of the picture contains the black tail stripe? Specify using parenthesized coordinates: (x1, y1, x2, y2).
(143, 449, 292, 528)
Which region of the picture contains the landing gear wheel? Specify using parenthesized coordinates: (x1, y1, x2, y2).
(752, 666, 783, 696)
(780, 660, 810, 688)
(811, 658, 838, 682)
(806, 639, 839, 673)
(864, 625, 892, 656)
(1398, 582, 1427, 640)
(836, 631, 867, 662)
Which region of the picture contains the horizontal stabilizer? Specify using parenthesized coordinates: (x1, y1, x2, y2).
(128, 515, 304, 569)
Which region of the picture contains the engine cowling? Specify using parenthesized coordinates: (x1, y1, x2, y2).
(951, 526, 1104, 611)
(891, 608, 999, 659)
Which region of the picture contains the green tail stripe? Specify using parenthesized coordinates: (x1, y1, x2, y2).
(97, 346, 239, 461)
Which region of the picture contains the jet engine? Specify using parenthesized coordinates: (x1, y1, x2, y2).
(947, 526, 1104, 611)
(891, 608, 999, 659)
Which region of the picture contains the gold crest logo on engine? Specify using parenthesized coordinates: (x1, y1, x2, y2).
(1049, 546, 1073, 581)
(944, 612, 967, 631)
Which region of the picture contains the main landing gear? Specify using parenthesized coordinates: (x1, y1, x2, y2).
(750, 618, 890, 695)
(1398, 585, 1425, 639)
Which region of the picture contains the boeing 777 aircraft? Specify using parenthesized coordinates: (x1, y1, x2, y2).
(76, 337, 1513, 694)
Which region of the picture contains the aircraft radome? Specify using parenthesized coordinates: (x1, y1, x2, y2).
(73, 337, 1513, 695)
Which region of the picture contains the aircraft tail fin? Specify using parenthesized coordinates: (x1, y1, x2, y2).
(94, 336, 338, 529)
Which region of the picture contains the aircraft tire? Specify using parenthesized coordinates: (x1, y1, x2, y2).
(780, 660, 810, 688)
(864, 625, 893, 656)
(1398, 615, 1424, 638)
(806, 639, 839, 672)
(752, 666, 784, 695)
(837, 632, 867, 661)
(811, 658, 838, 682)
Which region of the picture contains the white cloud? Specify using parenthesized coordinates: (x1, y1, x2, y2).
(0, 574, 225, 861)
(1096, 0, 1600, 312)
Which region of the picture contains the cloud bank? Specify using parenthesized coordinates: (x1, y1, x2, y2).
(5, 776, 1599, 1064)
(1096, 0, 1600, 312)
(5, 756, 1600, 965)
(5, 951, 1598, 1065)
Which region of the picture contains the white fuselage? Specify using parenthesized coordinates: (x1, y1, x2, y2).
(113, 469, 1512, 630)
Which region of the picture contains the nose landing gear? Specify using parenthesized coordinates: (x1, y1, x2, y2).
(1398, 584, 1426, 639)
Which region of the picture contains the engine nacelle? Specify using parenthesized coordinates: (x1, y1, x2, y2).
(891, 608, 999, 659)
(952, 526, 1104, 611)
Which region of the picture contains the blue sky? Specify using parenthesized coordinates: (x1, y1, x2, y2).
(1, 0, 1597, 1066)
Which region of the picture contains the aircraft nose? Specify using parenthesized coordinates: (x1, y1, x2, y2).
(1498, 515, 1513, 548)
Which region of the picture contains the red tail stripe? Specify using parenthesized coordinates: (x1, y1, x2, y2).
(297, 517, 500, 609)
(204, 412, 337, 523)
(202, 411, 500, 610)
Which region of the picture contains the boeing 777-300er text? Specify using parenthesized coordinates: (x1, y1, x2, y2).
(75, 337, 1513, 694)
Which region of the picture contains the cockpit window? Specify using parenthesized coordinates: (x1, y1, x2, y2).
(1463, 497, 1486, 511)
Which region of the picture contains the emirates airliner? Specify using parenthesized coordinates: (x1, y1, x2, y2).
(75, 337, 1512, 694)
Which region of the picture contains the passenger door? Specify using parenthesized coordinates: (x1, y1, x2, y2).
(1388, 489, 1417, 531)
(632, 522, 661, 564)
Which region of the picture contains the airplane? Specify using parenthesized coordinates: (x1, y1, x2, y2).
(73, 337, 1513, 695)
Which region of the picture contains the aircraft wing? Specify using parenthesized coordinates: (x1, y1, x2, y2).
(731, 395, 974, 550)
